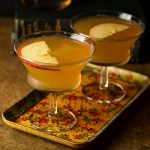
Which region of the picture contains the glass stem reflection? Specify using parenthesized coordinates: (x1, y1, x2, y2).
(99, 66, 109, 89)
(48, 92, 58, 117)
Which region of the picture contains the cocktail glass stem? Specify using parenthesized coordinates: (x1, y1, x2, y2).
(48, 92, 58, 116)
(99, 66, 109, 89)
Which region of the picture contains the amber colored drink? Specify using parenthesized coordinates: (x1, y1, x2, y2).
(72, 15, 144, 65)
(16, 34, 93, 91)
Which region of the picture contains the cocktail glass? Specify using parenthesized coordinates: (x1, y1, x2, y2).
(14, 31, 95, 132)
(70, 10, 144, 103)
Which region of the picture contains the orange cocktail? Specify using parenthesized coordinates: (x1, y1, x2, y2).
(71, 12, 144, 65)
(15, 31, 95, 132)
(16, 32, 94, 91)
(71, 11, 144, 103)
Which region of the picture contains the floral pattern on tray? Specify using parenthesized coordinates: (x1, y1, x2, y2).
(15, 64, 150, 146)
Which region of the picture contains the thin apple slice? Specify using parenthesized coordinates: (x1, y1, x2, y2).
(89, 23, 130, 39)
(21, 41, 59, 64)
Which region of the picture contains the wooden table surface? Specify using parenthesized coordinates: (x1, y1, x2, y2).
(0, 17, 150, 150)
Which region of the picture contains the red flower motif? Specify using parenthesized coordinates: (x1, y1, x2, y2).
(41, 101, 48, 106)
(101, 108, 107, 113)
(73, 134, 83, 140)
(73, 110, 81, 116)
(81, 126, 89, 131)
(38, 118, 48, 124)
(35, 109, 43, 114)
(66, 120, 74, 124)
(68, 95, 76, 101)
(95, 74, 100, 79)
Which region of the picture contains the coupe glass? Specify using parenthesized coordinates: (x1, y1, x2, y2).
(70, 10, 144, 103)
(14, 31, 95, 132)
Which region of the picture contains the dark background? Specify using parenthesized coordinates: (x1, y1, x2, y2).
(0, 0, 149, 63)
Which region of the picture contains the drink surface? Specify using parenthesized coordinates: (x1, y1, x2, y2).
(18, 36, 92, 64)
(17, 35, 92, 91)
(73, 16, 143, 65)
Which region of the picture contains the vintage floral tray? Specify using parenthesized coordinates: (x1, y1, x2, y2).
(2, 64, 150, 148)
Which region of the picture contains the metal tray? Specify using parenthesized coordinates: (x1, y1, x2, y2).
(2, 64, 150, 148)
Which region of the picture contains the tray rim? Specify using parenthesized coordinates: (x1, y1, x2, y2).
(2, 66, 150, 148)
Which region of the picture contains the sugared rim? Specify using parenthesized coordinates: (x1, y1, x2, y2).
(14, 31, 95, 68)
(70, 10, 145, 41)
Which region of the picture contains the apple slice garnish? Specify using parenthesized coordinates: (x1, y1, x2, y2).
(21, 41, 59, 65)
(89, 23, 130, 39)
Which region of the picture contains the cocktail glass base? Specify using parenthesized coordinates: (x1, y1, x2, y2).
(82, 82, 126, 103)
(29, 108, 77, 133)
